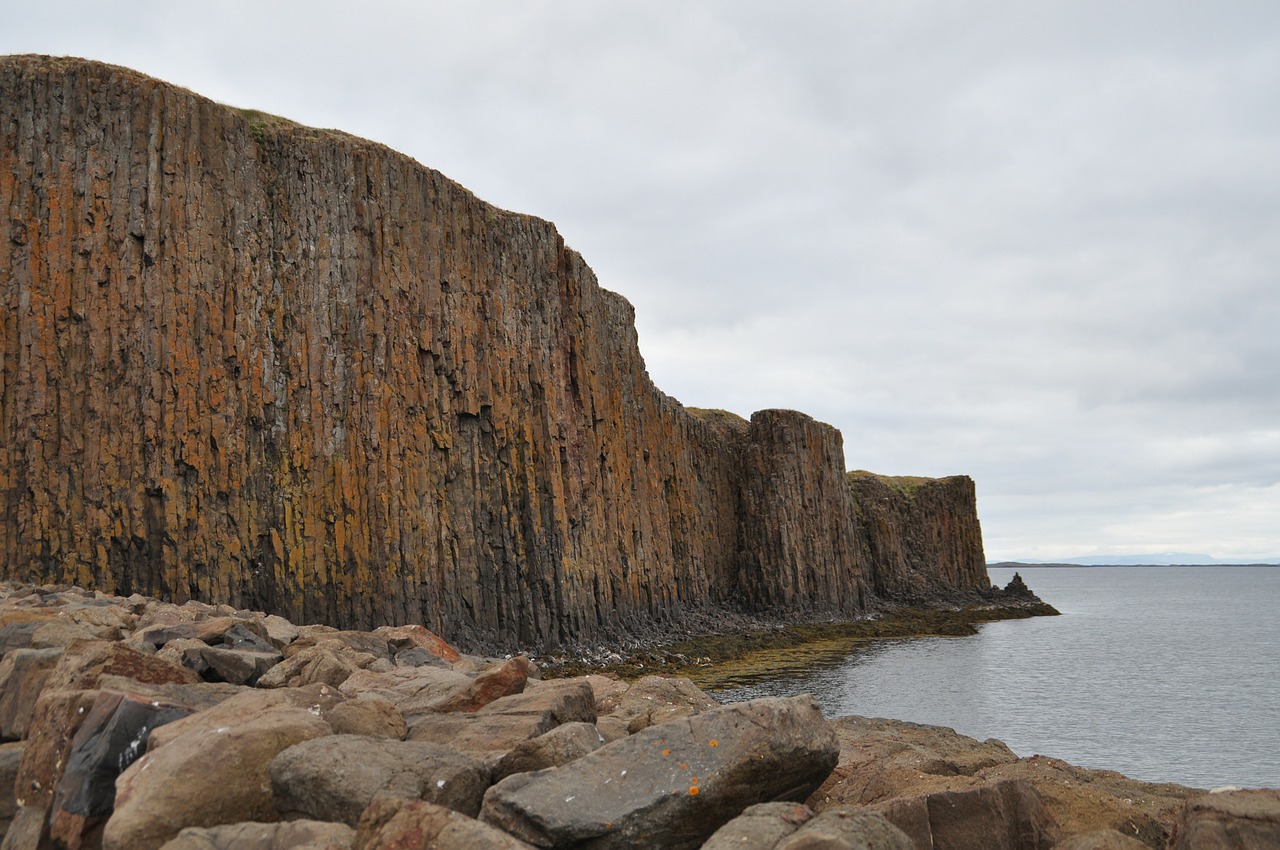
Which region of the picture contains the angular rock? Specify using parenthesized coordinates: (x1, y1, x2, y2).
(776, 807, 914, 850)
(15, 688, 102, 811)
(48, 691, 194, 848)
(261, 615, 301, 652)
(874, 779, 1060, 850)
(372, 625, 462, 665)
(103, 701, 332, 850)
(339, 665, 477, 714)
(157, 820, 356, 850)
(0, 647, 62, 739)
(41, 641, 202, 693)
(30, 619, 120, 649)
(270, 734, 490, 825)
(354, 799, 534, 850)
(1170, 789, 1280, 850)
(480, 695, 839, 850)
(701, 801, 815, 849)
(0, 804, 48, 850)
(259, 640, 379, 689)
(200, 645, 284, 686)
(425, 656, 531, 713)
(1056, 830, 1152, 850)
(406, 679, 597, 753)
(492, 721, 606, 782)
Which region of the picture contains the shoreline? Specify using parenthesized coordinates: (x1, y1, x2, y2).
(536, 596, 1060, 690)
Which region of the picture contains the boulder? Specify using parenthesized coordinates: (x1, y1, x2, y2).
(480, 695, 839, 850)
(103, 699, 332, 850)
(0, 646, 62, 739)
(200, 645, 284, 686)
(425, 656, 531, 713)
(324, 697, 407, 739)
(492, 721, 606, 782)
(1170, 789, 1280, 850)
(701, 801, 815, 849)
(261, 615, 301, 652)
(874, 779, 1060, 850)
(339, 665, 478, 715)
(270, 734, 491, 825)
(372, 625, 462, 665)
(158, 819, 355, 850)
(354, 799, 534, 850)
(48, 691, 194, 848)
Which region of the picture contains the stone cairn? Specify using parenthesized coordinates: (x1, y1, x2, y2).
(0, 582, 1275, 850)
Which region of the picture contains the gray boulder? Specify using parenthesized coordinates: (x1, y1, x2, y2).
(270, 734, 491, 825)
(492, 721, 606, 782)
(480, 694, 839, 849)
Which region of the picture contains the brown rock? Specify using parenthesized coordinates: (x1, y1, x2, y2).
(424, 656, 531, 713)
(776, 806, 915, 850)
(103, 700, 333, 850)
(1170, 789, 1280, 850)
(324, 697, 407, 739)
(597, 674, 719, 734)
(258, 640, 379, 689)
(0, 741, 23, 837)
(354, 799, 534, 850)
(372, 625, 462, 665)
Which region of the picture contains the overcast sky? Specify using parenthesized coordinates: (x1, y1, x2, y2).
(6, 1, 1279, 562)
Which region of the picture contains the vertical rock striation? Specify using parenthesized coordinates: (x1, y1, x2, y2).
(1, 56, 990, 651)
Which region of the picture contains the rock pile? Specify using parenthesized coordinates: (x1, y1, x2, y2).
(1, 582, 1276, 850)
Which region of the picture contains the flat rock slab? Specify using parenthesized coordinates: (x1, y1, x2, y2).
(270, 734, 491, 824)
(158, 819, 355, 850)
(356, 799, 534, 850)
(480, 695, 839, 850)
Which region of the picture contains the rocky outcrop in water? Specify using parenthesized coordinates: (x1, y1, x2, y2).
(2, 55, 991, 651)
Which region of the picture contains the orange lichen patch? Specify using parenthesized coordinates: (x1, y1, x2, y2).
(689, 786, 700, 796)
(680, 763, 689, 770)
(661, 748, 671, 756)
(709, 739, 719, 747)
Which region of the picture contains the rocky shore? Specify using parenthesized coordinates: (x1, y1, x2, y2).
(1, 582, 1276, 849)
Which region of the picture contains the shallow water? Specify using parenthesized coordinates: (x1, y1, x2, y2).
(714, 566, 1280, 789)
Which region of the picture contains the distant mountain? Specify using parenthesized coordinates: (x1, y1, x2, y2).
(992, 553, 1280, 567)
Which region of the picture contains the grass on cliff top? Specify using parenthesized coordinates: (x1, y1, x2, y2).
(847, 469, 934, 494)
(545, 602, 1058, 692)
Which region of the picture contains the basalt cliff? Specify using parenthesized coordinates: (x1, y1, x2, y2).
(1, 56, 993, 652)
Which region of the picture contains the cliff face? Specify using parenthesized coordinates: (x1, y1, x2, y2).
(847, 472, 988, 601)
(1, 56, 987, 650)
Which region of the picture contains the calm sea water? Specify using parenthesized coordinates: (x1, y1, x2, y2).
(715, 566, 1280, 789)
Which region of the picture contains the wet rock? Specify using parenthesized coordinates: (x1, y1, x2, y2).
(157, 819, 356, 850)
(1056, 829, 1152, 850)
(354, 799, 535, 850)
(701, 801, 815, 849)
(492, 721, 605, 782)
(0, 647, 62, 739)
(1170, 789, 1280, 850)
(874, 779, 1060, 850)
(103, 698, 332, 850)
(480, 695, 839, 849)
(270, 734, 490, 825)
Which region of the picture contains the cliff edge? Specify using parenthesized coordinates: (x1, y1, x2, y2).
(1, 56, 993, 651)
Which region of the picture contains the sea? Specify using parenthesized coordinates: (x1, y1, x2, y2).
(714, 566, 1280, 790)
